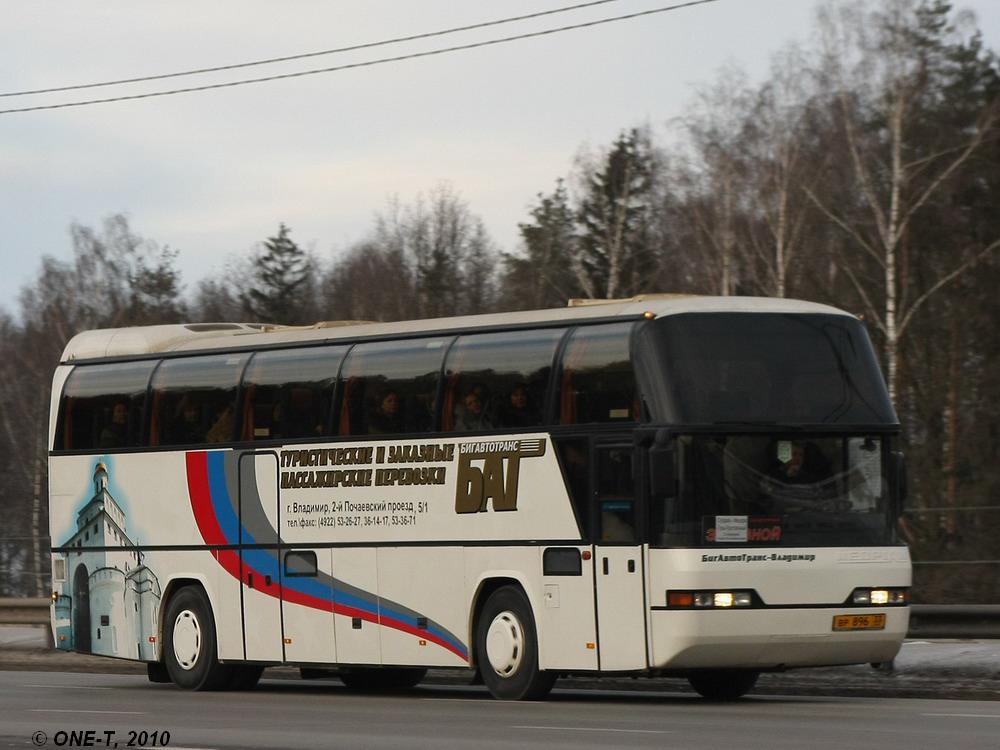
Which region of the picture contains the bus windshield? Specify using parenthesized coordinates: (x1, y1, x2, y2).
(642, 313, 897, 425)
(652, 434, 895, 547)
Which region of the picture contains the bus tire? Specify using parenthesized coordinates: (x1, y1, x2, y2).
(476, 586, 555, 701)
(339, 667, 427, 691)
(163, 586, 232, 691)
(687, 669, 759, 700)
(227, 665, 264, 690)
(146, 661, 170, 683)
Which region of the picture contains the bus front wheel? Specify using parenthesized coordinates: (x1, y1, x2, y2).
(687, 669, 759, 700)
(476, 586, 555, 701)
(163, 586, 232, 691)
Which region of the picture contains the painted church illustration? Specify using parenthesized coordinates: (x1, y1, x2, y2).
(52, 463, 160, 659)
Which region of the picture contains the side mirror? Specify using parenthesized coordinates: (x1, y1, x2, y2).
(890, 450, 908, 510)
(649, 431, 676, 497)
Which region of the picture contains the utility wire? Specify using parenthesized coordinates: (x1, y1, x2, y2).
(0, 0, 721, 115)
(0, 0, 626, 99)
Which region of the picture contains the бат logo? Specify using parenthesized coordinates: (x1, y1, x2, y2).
(455, 438, 546, 513)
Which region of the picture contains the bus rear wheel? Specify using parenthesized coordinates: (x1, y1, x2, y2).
(687, 669, 759, 700)
(339, 667, 427, 691)
(163, 586, 232, 691)
(476, 586, 555, 701)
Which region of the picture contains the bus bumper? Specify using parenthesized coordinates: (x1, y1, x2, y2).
(648, 607, 909, 670)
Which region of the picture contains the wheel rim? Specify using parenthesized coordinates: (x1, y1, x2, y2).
(485, 610, 524, 678)
(172, 609, 202, 671)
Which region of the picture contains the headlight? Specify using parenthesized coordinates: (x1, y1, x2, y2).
(850, 587, 908, 606)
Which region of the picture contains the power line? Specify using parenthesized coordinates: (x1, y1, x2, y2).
(0, 0, 626, 99)
(0, 0, 722, 116)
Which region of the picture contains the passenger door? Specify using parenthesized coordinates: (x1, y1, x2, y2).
(238, 451, 284, 662)
(592, 442, 648, 671)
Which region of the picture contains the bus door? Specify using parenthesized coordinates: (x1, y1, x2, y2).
(238, 451, 284, 662)
(592, 442, 648, 671)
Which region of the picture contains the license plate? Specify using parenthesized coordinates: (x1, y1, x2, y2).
(832, 613, 886, 631)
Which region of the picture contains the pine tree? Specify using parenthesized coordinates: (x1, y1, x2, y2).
(575, 129, 655, 298)
(242, 223, 315, 324)
(504, 180, 580, 309)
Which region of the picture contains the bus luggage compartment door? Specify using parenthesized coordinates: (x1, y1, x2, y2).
(238, 451, 284, 662)
(332, 548, 381, 665)
(594, 546, 647, 670)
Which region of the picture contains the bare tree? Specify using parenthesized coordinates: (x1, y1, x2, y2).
(673, 68, 756, 296)
(361, 184, 497, 318)
(808, 0, 1000, 399)
(743, 45, 821, 297)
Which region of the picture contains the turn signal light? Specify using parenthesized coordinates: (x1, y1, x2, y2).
(667, 592, 693, 607)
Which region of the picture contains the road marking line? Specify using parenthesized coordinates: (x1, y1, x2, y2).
(923, 713, 1000, 719)
(513, 725, 671, 734)
(29, 709, 146, 715)
(22, 684, 116, 690)
(421, 698, 542, 704)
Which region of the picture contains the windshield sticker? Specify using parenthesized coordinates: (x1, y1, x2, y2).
(714, 515, 748, 543)
(704, 516, 783, 543)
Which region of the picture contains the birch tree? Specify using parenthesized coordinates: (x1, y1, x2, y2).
(743, 46, 820, 297)
(808, 0, 1000, 399)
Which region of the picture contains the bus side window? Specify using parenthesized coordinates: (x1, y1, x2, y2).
(240, 346, 345, 441)
(338, 338, 447, 437)
(555, 438, 591, 540)
(558, 323, 637, 425)
(56, 361, 156, 451)
(443, 329, 563, 433)
(596, 447, 636, 543)
(149, 354, 248, 447)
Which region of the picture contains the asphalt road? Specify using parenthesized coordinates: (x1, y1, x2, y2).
(1, 670, 999, 750)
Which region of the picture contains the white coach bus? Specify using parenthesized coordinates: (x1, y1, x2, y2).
(48, 295, 910, 700)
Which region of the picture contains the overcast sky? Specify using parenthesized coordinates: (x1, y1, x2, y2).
(2, 0, 998, 314)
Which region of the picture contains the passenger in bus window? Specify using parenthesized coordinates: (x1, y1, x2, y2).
(98, 401, 129, 448)
(267, 401, 285, 439)
(206, 403, 234, 443)
(767, 441, 827, 485)
(368, 389, 403, 434)
(759, 440, 838, 510)
(170, 396, 203, 444)
(454, 386, 493, 432)
(499, 384, 537, 429)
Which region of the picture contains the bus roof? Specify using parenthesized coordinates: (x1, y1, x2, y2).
(60, 295, 855, 363)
